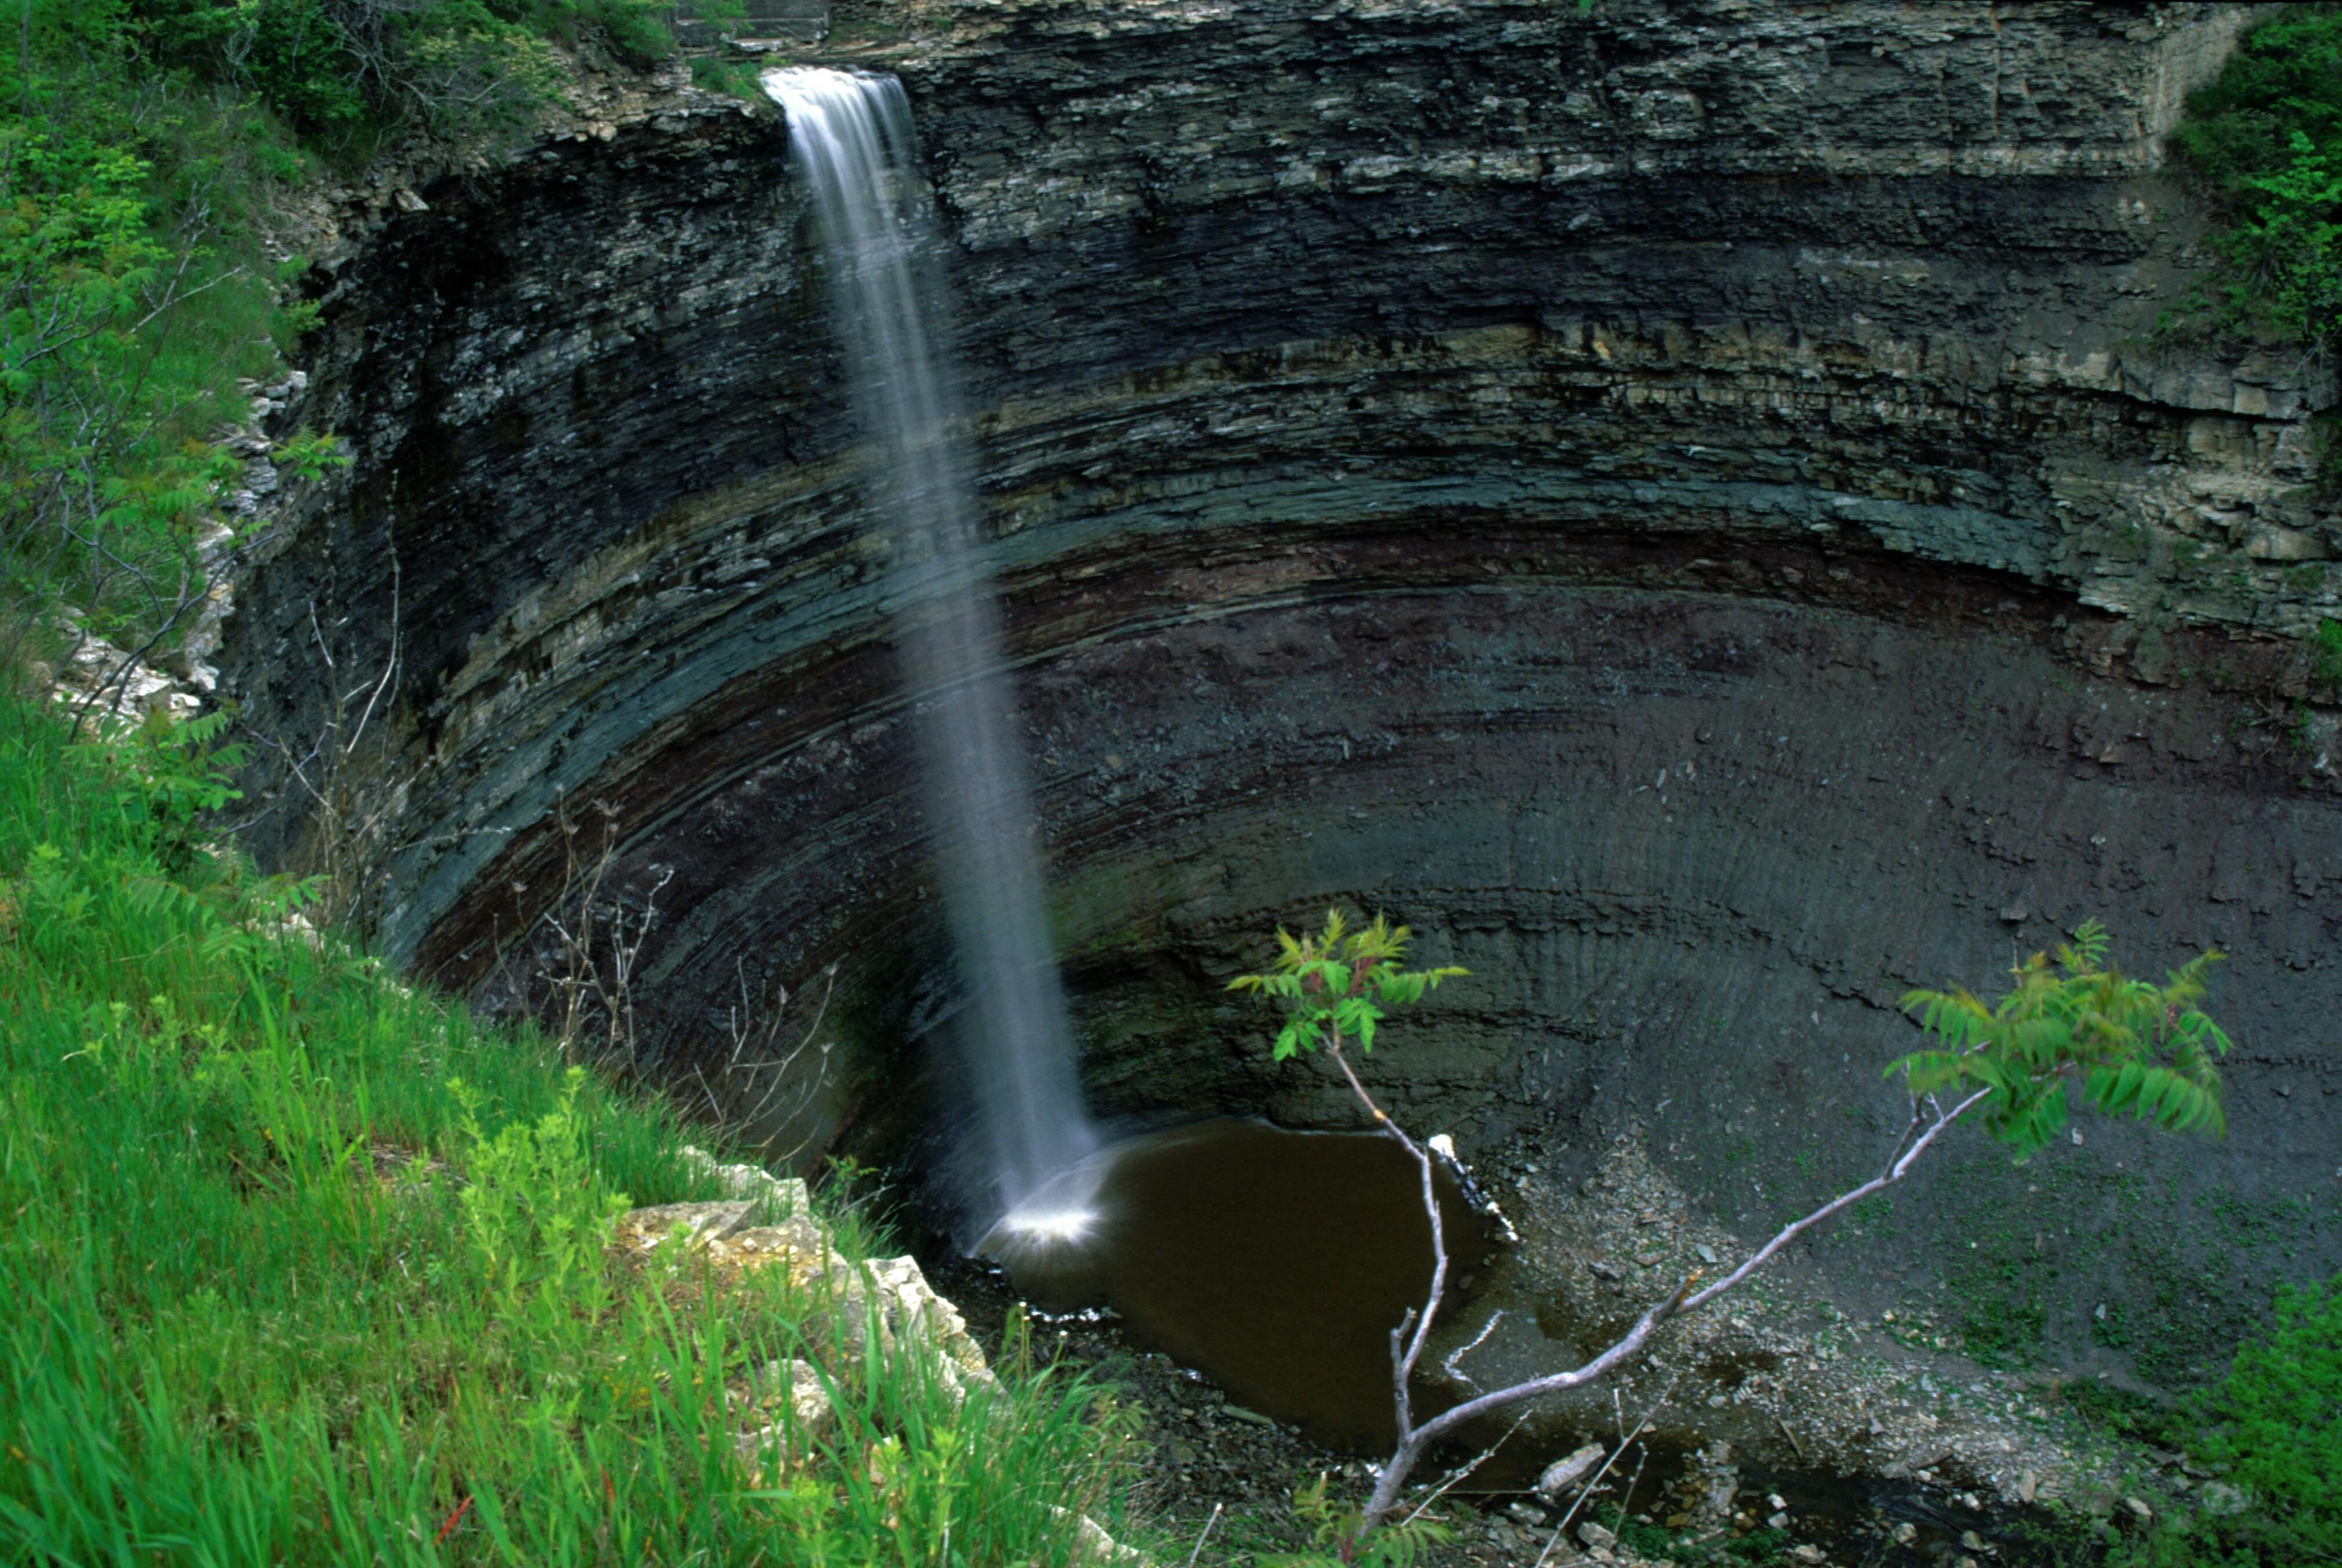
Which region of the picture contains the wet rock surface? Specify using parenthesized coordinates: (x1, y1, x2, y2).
(217, 0, 2342, 1409)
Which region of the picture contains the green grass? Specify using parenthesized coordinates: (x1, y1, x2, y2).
(1921, 1153, 2337, 1383)
(0, 686, 1147, 1564)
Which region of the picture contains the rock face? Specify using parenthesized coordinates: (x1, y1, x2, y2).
(224, 0, 2339, 1372)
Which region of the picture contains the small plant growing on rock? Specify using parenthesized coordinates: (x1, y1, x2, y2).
(1230, 911, 2235, 1555)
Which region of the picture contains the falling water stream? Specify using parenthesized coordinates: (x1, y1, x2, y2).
(765, 67, 1098, 1230)
(765, 68, 1492, 1448)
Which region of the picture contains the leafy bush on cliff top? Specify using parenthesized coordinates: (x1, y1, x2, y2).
(4, 0, 706, 656)
(2169, 4, 2342, 351)
(126, 0, 692, 150)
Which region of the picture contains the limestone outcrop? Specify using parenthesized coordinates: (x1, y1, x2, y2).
(613, 1150, 996, 1466)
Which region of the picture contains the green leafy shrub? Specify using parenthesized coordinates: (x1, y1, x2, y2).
(129, 0, 684, 148)
(1225, 908, 1467, 1062)
(0, 0, 676, 659)
(2193, 1275, 2342, 1559)
(2169, 5, 2342, 352)
(451, 1066, 631, 1346)
(1, 4, 317, 651)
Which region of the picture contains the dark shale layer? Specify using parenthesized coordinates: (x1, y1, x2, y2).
(223, 1, 2338, 1376)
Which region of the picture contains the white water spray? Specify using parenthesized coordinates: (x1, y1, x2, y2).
(764, 68, 1100, 1234)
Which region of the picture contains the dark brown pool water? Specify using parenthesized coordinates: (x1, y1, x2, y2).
(981, 1117, 1489, 1450)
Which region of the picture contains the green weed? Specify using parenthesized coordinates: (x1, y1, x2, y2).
(2169, 6, 2342, 355)
(2315, 617, 2342, 686)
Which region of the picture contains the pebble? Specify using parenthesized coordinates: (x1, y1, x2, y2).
(1538, 1442, 1605, 1499)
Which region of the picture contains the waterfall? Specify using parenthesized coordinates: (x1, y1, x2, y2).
(764, 67, 1099, 1233)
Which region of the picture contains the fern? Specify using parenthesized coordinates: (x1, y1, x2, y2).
(1891, 920, 2230, 1158)
(1262, 1471, 1453, 1567)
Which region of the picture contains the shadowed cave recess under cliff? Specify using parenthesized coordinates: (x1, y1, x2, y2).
(225, 0, 2340, 1387)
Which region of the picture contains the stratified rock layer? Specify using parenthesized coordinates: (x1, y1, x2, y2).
(224, 1, 2338, 1372)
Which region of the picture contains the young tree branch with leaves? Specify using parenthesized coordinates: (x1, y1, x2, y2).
(1230, 913, 2235, 1555)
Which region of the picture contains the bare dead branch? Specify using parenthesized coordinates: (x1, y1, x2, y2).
(1350, 1079, 1996, 1534)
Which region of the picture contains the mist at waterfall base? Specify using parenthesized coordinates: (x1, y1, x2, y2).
(765, 66, 1098, 1234)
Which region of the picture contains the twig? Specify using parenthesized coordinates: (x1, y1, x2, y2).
(1611, 1444, 1650, 1548)
(1183, 1502, 1222, 1568)
(1396, 1412, 1530, 1529)
(1533, 1377, 1675, 1568)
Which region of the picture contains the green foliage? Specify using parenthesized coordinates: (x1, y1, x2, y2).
(0, 5, 295, 646)
(118, 705, 248, 870)
(2105, 1272, 2342, 1568)
(1261, 1472, 1453, 1568)
(0, 685, 1151, 1564)
(1225, 908, 1467, 1061)
(129, 0, 683, 149)
(1893, 920, 2230, 1158)
(2169, 5, 2342, 351)
(2193, 1274, 2342, 1558)
(690, 52, 768, 101)
(2315, 615, 2342, 685)
(450, 1066, 632, 1348)
(0, 0, 676, 657)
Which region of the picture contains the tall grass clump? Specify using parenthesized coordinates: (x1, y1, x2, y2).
(0, 682, 1147, 1564)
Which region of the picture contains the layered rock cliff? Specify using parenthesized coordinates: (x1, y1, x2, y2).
(224, 1, 2338, 1372)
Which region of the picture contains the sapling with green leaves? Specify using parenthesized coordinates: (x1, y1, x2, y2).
(1230, 911, 2235, 1550)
